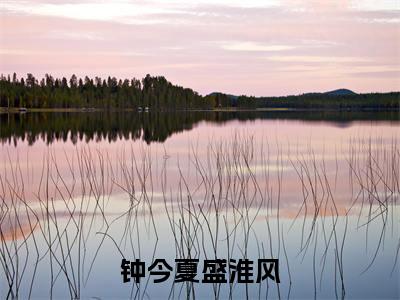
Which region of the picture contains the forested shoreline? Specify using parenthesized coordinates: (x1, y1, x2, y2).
(1, 73, 399, 110)
(0, 73, 213, 110)
(235, 92, 400, 110)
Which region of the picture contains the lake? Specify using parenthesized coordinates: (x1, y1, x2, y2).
(0, 111, 399, 299)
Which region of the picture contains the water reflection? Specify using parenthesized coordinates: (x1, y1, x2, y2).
(1, 110, 399, 145)
(0, 113, 399, 299)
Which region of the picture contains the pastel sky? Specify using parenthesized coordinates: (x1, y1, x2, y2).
(0, 0, 399, 96)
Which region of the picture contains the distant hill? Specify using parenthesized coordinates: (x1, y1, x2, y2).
(210, 89, 358, 100)
(324, 89, 357, 96)
(208, 92, 239, 106)
(209, 89, 398, 110)
(208, 92, 238, 100)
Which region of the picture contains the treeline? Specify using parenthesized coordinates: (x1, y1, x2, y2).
(1, 73, 399, 110)
(0, 73, 212, 110)
(235, 92, 400, 110)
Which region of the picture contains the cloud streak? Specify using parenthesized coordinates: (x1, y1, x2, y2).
(0, 0, 399, 96)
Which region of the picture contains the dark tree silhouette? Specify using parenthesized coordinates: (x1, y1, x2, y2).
(0, 73, 399, 110)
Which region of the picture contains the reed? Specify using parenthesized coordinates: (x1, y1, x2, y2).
(0, 134, 398, 299)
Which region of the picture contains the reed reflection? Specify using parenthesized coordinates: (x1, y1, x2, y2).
(0, 115, 399, 299)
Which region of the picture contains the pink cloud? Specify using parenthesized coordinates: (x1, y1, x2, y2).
(0, 1, 399, 96)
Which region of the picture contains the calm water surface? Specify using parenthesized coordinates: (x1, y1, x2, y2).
(0, 111, 399, 299)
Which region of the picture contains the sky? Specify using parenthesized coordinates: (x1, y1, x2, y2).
(0, 0, 399, 96)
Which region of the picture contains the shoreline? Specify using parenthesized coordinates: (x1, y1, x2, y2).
(1, 107, 399, 114)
